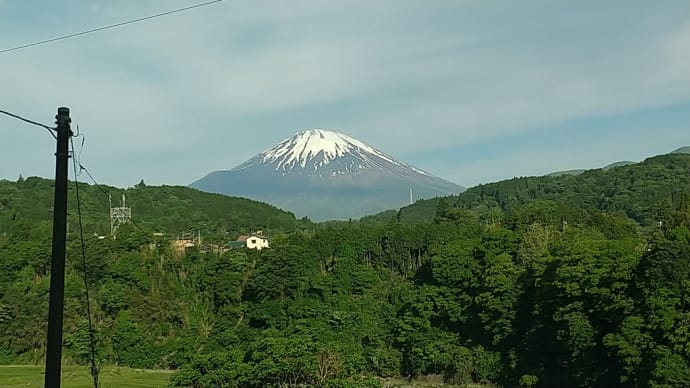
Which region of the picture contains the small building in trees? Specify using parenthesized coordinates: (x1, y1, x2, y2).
(173, 238, 195, 250)
(232, 232, 270, 250)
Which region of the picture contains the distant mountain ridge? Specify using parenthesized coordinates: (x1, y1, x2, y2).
(548, 161, 636, 177)
(546, 145, 690, 177)
(191, 129, 463, 221)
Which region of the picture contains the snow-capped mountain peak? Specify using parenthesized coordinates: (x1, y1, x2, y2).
(191, 128, 464, 220)
(263, 129, 374, 167)
(244, 129, 421, 175)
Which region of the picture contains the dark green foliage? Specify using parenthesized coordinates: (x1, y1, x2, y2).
(2, 155, 690, 386)
(112, 311, 157, 368)
(0, 177, 310, 241)
(391, 153, 690, 227)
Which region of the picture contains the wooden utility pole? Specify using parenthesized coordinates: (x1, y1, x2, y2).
(44, 107, 71, 388)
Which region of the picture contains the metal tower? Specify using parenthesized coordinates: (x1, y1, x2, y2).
(110, 193, 131, 234)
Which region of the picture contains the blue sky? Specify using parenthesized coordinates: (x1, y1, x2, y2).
(1, 0, 689, 188)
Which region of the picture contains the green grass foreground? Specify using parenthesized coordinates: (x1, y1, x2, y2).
(0, 365, 173, 387)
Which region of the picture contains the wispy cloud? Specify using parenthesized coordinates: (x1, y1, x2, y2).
(0, 1, 689, 186)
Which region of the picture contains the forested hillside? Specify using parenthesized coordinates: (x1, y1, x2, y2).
(391, 153, 690, 225)
(1, 155, 690, 387)
(0, 177, 307, 241)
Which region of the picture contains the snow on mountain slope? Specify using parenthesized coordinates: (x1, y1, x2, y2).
(191, 129, 463, 220)
(261, 129, 402, 170)
(235, 129, 434, 178)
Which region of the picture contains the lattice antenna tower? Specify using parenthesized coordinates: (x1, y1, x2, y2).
(110, 193, 131, 234)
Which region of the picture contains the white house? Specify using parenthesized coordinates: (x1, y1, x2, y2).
(236, 234, 270, 250)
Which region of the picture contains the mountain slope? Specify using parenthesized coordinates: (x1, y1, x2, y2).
(546, 145, 690, 177)
(369, 152, 690, 225)
(191, 129, 463, 221)
(603, 160, 637, 169)
(547, 161, 636, 177)
(0, 177, 306, 239)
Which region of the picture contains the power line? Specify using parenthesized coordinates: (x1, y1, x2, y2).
(77, 163, 110, 198)
(76, 157, 152, 238)
(0, 109, 57, 139)
(70, 137, 99, 388)
(72, 124, 86, 174)
(0, 0, 224, 54)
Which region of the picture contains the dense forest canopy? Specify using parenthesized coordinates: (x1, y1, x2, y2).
(1, 153, 690, 387)
(0, 178, 308, 241)
(385, 153, 690, 226)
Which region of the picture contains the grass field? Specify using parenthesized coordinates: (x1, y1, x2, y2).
(0, 366, 496, 388)
(0, 365, 173, 388)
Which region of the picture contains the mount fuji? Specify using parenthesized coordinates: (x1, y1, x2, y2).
(190, 129, 463, 220)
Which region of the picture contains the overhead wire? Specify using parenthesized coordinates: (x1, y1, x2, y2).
(70, 136, 99, 388)
(0, 109, 57, 139)
(0, 0, 224, 54)
(1, 107, 151, 385)
(77, 164, 110, 199)
(1, 108, 97, 383)
(72, 124, 86, 176)
(74, 147, 152, 238)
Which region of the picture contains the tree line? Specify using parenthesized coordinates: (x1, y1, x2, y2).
(0, 154, 689, 387)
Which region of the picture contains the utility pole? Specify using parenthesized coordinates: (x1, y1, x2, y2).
(44, 107, 72, 388)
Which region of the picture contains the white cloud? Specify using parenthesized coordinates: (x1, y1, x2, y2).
(1, 1, 689, 186)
